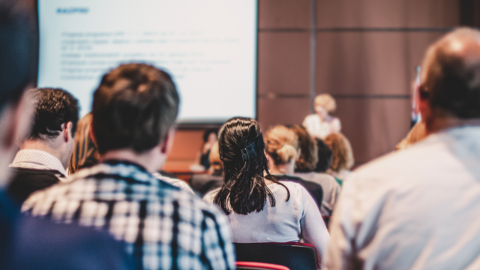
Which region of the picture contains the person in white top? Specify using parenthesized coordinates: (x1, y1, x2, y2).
(327, 28, 480, 270)
(324, 132, 354, 185)
(203, 117, 329, 269)
(303, 94, 341, 140)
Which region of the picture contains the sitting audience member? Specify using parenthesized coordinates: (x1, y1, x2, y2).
(203, 118, 329, 269)
(290, 125, 341, 216)
(190, 142, 224, 197)
(68, 112, 99, 174)
(327, 28, 480, 269)
(303, 94, 341, 139)
(191, 129, 218, 171)
(324, 133, 354, 184)
(395, 121, 427, 150)
(0, 0, 131, 268)
(315, 138, 343, 188)
(23, 63, 235, 269)
(7, 88, 79, 204)
(69, 112, 193, 193)
(265, 125, 324, 210)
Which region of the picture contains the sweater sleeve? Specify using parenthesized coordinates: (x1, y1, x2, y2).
(299, 186, 330, 269)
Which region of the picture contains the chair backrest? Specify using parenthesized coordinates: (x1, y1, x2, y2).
(236, 261, 290, 270)
(235, 242, 317, 270)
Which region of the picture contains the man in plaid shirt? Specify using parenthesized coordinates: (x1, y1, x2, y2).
(23, 63, 235, 269)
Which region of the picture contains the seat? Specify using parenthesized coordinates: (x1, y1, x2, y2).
(234, 242, 317, 270)
(236, 261, 290, 270)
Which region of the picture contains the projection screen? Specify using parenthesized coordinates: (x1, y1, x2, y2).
(37, 0, 258, 124)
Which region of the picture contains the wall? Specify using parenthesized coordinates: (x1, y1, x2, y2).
(165, 0, 468, 172)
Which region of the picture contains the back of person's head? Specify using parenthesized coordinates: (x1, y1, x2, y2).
(314, 94, 336, 114)
(420, 28, 480, 120)
(92, 63, 179, 154)
(265, 125, 298, 166)
(0, 0, 36, 113)
(208, 141, 222, 172)
(288, 125, 317, 172)
(324, 133, 354, 172)
(69, 112, 100, 174)
(214, 117, 289, 215)
(29, 88, 79, 140)
(315, 138, 333, 173)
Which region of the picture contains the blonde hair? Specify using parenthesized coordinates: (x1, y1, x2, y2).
(324, 133, 354, 172)
(314, 94, 336, 113)
(209, 141, 222, 171)
(265, 126, 298, 165)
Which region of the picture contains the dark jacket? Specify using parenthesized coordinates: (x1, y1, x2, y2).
(7, 168, 62, 204)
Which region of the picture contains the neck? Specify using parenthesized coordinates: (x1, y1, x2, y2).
(270, 162, 295, 175)
(101, 148, 164, 173)
(425, 116, 480, 135)
(21, 139, 67, 169)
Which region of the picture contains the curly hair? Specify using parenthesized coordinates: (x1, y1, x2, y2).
(324, 133, 354, 172)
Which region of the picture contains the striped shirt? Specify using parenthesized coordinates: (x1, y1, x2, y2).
(22, 160, 235, 270)
(10, 149, 67, 177)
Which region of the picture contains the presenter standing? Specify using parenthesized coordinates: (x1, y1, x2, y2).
(303, 94, 341, 139)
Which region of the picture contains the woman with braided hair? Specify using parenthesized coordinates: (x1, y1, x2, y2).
(203, 118, 329, 269)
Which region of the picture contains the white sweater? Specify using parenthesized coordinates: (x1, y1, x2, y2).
(203, 181, 330, 268)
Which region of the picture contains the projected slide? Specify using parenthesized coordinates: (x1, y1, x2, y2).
(37, 0, 257, 123)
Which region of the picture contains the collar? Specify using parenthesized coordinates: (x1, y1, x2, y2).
(10, 149, 66, 176)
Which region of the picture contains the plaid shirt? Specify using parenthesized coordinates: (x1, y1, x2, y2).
(22, 160, 235, 270)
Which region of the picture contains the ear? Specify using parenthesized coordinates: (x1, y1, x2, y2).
(63, 122, 73, 142)
(160, 129, 176, 155)
(418, 87, 430, 122)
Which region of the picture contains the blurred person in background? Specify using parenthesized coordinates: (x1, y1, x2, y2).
(8, 88, 79, 204)
(265, 125, 324, 211)
(22, 63, 234, 270)
(324, 133, 354, 185)
(0, 0, 131, 268)
(290, 125, 341, 216)
(203, 118, 330, 269)
(191, 129, 218, 171)
(190, 141, 224, 197)
(303, 94, 341, 139)
(327, 28, 480, 270)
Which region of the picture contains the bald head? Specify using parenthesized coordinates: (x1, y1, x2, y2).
(420, 28, 480, 119)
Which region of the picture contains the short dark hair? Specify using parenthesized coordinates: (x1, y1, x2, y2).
(289, 125, 318, 172)
(0, 0, 37, 112)
(29, 88, 79, 139)
(214, 117, 289, 215)
(420, 28, 480, 119)
(92, 63, 179, 154)
(314, 138, 332, 173)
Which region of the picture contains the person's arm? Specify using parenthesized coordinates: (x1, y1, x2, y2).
(299, 187, 330, 269)
(200, 206, 236, 269)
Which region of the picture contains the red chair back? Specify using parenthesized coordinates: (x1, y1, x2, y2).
(236, 261, 290, 270)
(234, 242, 317, 270)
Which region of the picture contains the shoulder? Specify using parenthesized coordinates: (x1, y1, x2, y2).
(153, 172, 194, 194)
(203, 187, 220, 203)
(304, 114, 319, 122)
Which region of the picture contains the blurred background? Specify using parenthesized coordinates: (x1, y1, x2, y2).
(164, 0, 480, 174)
